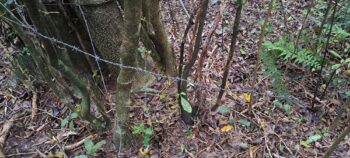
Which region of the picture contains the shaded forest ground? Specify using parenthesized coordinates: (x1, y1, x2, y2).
(0, 0, 349, 157)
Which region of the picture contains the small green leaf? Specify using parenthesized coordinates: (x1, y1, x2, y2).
(306, 134, 322, 144)
(300, 140, 310, 148)
(138, 47, 146, 54)
(180, 96, 192, 113)
(185, 129, 192, 137)
(332, 64, 341, 70)
(132, 124, 144, 135)
(92, 140, 106, 154)
(74, 155, 88, 158)
(61, 117, 69, 128)
(84, 139, 94, 154)
(279, 145, 285, 152)
(179, 144, 185, 153)
(300, 134, 322, 148)
(217, 105, 231, 114)
(273, 100, 283, 108)
(283, 104, 292, 115)
(144, 127, 153, 136)
(322, 129, 330, 137)
(69, 121, 75, 130)
(330, 50, 342, 59)
(70, 112, 79, 119)
(240, 48, 246, 55)
(238, 119, 251, 127)
(142, 136, 151, 147)
(228, 119, 237, 124)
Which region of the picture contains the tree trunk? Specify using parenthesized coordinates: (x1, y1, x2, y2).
(72, 0, 124, 83)
(113, 0, 142, 148)
(147, 0, 176, 75)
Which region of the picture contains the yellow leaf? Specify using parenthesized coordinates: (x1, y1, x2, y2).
(220, 125, 233, 132)
(345, 70, 350, 75)
(139, 146, 152, 156)
(243, 93, 251, 104)
(249, 145, 257, 158)
(51, 136, 57, 142)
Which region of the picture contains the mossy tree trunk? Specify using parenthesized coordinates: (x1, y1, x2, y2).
(1, 0, 177, 149)
(1, 0, 110, 128)
(113, 0, 142, 148)
(144, 0, 176, 75)
(72, 0, 124, 82)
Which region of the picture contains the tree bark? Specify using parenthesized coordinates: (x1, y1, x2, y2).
(72, 0, 124, 82)
(180, 0, 209, 125)
(113, 0, 142, 148)
(147, 0, 176, 75)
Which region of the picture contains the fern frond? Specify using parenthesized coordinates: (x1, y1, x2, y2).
(260, 50, 290, 101)
(263, 37, 323, 71)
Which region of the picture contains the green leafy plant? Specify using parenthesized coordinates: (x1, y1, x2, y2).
(185, 129, 192, 137)
(260, 49, 290, 99)
(238, 119, 251, 127)
(273, 100, 292, 115)
(300, 134, 322, 148)
(263, 38, 322, 71)
(74, 155, 88, 158)
(331, 52, 350, 71)
(83, 139, 106, 155)
(61, 112, 79, 130)
(132, 123, 153, 147)
(179, 144, 185, 153)
(177, 92, 192, 113)
(217, 105, 231, 114)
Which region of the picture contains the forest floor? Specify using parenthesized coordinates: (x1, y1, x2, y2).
(1, 0, 350, 158)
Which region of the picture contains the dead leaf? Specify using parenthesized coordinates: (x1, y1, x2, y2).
(258, 118, 265, 129)
(249, 145, 257, 158)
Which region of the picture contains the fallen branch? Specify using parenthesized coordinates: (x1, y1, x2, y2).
(0, 115, 17, 157)
(31, 91, 38, 121)
(64, 135, 95, 151)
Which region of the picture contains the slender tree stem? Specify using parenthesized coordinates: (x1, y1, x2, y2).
(213, 0, 244, 111)
(179, 0, 209, 125)
(311, 0, 339, 109)
(252, 0, 275, 87)
(322, 99, 350, 158)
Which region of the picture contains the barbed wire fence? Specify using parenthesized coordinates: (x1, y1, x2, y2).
(0, 2, 307, 110)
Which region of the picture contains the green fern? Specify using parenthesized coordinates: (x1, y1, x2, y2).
(260, 50, 290, 101)
(263, 38, 322, 71)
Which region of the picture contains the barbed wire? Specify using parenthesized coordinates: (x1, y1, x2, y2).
(0, 2, 306, 106)
(76, 4, 107, 93)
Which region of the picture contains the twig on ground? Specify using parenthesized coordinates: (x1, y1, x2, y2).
(64, 135, 95, 151)
(35, 149, 46, 157)
(184, 148, 196, 158)
(0, 115, 17, 157)
(31, 91, 38, 121)
(264, 136, 273, 158)
(178, 0, 190, 18)
(5, 152, 37, 157)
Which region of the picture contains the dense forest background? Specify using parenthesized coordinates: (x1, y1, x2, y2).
(0, 0, 349, 157)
